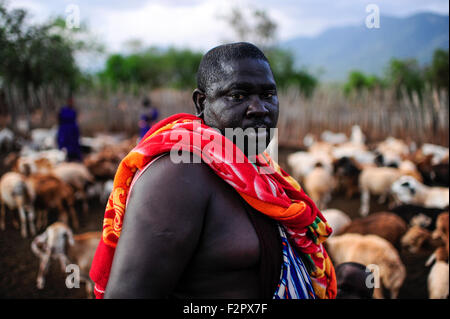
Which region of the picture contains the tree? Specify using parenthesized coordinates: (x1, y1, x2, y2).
(425, 49, 449, 93)
(266, 48, 317, 97)
(98, 47, 202, 90)
(343, 71, 385, 96)
(0, 2, 99, 129)
(220, 6, 317, 97)
(386, 58, 425, 100)
(219, 6, 277, 50)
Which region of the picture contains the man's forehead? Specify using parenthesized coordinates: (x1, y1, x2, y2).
(208, 58, 275, 93)
(218, 57, 271, 74)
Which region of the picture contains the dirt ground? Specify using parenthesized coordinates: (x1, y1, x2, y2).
(0, 146, 433, 299)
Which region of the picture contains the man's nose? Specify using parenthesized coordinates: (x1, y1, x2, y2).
(246, 96, 269, 117)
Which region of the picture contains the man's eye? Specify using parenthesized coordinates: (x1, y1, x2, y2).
(262, 92, 275, 99)
(230, 93, 245, 101)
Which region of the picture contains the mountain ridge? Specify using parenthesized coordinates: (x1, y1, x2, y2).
(281, 12, 449, 81)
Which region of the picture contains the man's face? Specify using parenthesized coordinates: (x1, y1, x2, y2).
(199, 58, 279, 154)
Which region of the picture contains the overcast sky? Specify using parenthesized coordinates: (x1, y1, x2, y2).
(9, 0, 449, 50)
(7, 0, 449, 70)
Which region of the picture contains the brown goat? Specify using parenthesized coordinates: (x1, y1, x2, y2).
(340, 212, 408, 248)
(26, 173, 79, 230)
(401, 226, 443, 254)
(52, 162, 94, 216)
(432, 212, 449, 259)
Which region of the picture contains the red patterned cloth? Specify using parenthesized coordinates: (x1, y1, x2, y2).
(89, 113, 337, 299)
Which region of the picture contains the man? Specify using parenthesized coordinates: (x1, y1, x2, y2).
(138, 96, 159, 140)
(57, 96, 82, 161)
(335, 262, 374, 299)
(90, 42, 336, 299)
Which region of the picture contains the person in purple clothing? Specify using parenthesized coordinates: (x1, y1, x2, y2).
(57, 97, 82, 161)
(138, 96, 159, 140)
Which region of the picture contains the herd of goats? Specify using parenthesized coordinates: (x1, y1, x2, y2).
(0, 124, 448, 299)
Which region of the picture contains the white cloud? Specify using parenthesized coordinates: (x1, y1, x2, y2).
(88, 0, 235, 53)
(7, 0, 449, 53)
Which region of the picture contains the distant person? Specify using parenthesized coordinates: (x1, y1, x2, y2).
(138, 97, 159, 140)
(335, 262, 374, 299)
(57, 96, 82, 161)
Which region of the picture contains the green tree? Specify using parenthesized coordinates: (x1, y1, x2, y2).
(220, 7, 317, 97)
(0, 2, 100, 128)
(343, 71, 385, 96)
(266, 48, 317, 97)
(425, 49, 449, 93)
(98, 47, 202, 90)
(386, 58, 425, 100)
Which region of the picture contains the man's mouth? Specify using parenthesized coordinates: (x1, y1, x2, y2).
(247, 124, 268, 138)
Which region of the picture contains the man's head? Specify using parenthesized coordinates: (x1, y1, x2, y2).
(193, 42, 279, 155)
(335, 262, 374, 299)
(67, 96, 74, 108)
(142, 96, 151, 108)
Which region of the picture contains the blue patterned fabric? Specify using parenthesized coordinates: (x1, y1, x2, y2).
(273, 225, 316, 299)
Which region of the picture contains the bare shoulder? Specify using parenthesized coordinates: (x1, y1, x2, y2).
(130, 153, 217, 205)
(122, 152, 220, 231)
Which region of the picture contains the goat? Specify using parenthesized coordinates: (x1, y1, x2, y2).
(432, 212, 449, 258)
(400, 226, 443, 254)
(31, 222, 101, 298)
(340, 212, 408, 248)
(52, 162, 94, 215)
(321, 208, 351, 237)
(303, 164, 336, 210)
(325, 233, 406, 299)
(358, 166, 423, 216)
(391, 176, 449, 209)
(26, 173, 79, 230)
(0, 172, 36, 238)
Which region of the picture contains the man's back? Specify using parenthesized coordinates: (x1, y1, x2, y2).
(104, 154, 281, 298)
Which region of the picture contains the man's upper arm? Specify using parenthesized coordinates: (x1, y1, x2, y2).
(104, 156, 211, 298)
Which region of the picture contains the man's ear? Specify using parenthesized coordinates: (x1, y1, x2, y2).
(192, 89, 206, 117)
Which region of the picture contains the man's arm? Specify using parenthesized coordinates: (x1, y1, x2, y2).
(104, 155, 211, 298)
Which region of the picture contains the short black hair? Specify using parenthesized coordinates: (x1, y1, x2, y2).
(336, 262, 368, 273)
(197, 42, 271, 94)
(142, 96, 151, 107)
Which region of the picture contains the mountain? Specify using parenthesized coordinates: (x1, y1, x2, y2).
(281, 12, 449, 82)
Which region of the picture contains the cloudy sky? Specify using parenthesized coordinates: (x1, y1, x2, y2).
(7, 0, 449, 69)
(9, 0, 449, 50)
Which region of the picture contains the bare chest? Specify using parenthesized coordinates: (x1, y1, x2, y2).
(194, 188, 261, 271)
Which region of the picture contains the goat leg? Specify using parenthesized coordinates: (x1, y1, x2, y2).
(36, 252, 51, 290)
(18, 205, 27, 238)
(0, 200, 5, 231)
(378, 192, 388, 204)
(360, 189, 370, 217)
(81, 192, 89, 217)
(373, 286, 384, 299)
(68, 205, 79, 230)
(27, 206, 36, 236)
